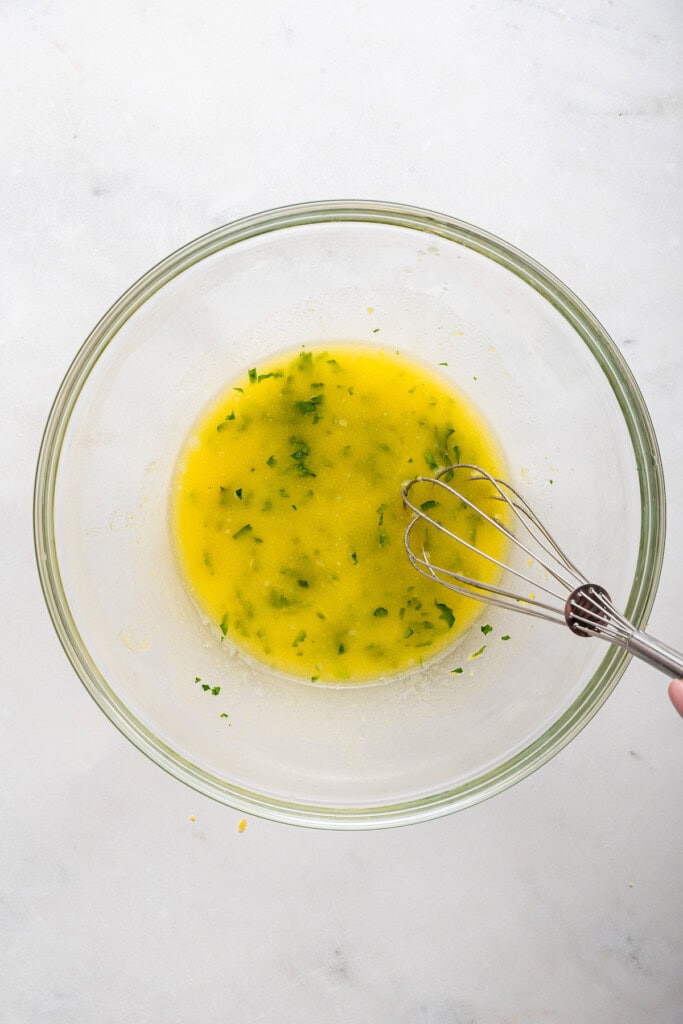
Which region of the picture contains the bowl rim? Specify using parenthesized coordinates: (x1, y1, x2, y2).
(33, 199, 666, 829)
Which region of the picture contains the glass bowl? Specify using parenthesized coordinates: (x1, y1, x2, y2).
(34, 200, 665, 829)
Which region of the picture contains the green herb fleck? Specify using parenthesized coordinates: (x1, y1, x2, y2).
(233, 386, 244, 394)
(376, 504, 389, 546)
(292, 630, 307, 647)
(220, 713, 229, 718)
(420, 499, 438, 512)
(424, 450, 438, 472)
(235, 488, 243, 500)
(211, 686, 221, 696)
(549, 479, 554, 485)
(194, 676, 201, 684)
(293, 463, 316, 478)
(451, 667, 463, 674)
(233, 524, 252, 540)
(481, 623, 493, 635)
(294, 394, 324, 417)
(501, 634, 511, 641)
(248, 368, 257, 383)
(290, 442, 310, 460)
(257, 371, 283, 383)
(372, 327, 380, 333)
(439, 361, 448, 366)
(297, 579, 309, 588)
(266, 455, 276, 467)
(220, 614, 229, 635)
(201, 683, 210, 691)
(338, 643, 346, 654)
(435, 601, 455, 628)
(373, 607, 388, 617)
(403, 627, 414, 638)
(472, 644, 486, 658)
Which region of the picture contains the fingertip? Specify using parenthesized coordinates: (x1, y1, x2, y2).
(668, 678, 683, 717)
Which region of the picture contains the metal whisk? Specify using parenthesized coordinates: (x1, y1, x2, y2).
(402, 463, 683, 678)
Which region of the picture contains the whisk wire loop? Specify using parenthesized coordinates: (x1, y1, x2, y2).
(401, 463, 683, 678)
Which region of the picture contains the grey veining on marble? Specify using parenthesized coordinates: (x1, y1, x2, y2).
(1, 1, 682, 1022)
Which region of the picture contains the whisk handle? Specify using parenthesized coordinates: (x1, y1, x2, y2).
(625, 629, 683, 678)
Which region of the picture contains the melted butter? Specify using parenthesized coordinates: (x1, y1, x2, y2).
(171, 345, 508, 683)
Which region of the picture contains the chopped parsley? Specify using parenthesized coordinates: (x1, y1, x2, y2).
(232, 524, 252, 539)
(451, 667, 463, 674)
(373, 607, 388, 617)
(294, 394, 324, 418)
(435, 601, 455, 628)
(376, 504, 389, 546)
(220, 614, 229, 635)
(501, 634, 511, 641)
(471, 644, 486, 658)
(481, 623, 493, 635)
(292, 630, 307, 647)
(424, 450, 438, 472)
(290, 442, 310, 460)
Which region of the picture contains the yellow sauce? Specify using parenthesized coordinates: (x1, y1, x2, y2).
(171, 345, 508, 683)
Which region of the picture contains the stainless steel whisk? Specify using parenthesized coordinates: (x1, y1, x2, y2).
(402, 463, 683, 678)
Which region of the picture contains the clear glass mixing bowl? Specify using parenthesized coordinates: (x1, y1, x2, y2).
(34, 201, 665, 828)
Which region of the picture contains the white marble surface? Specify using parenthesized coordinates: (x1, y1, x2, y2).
(2, 1, 682, 1020)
